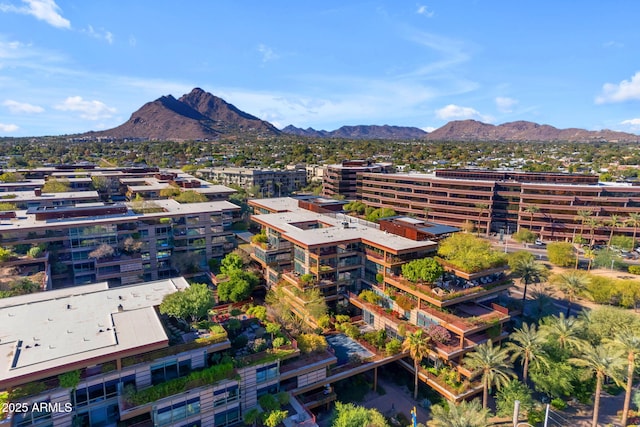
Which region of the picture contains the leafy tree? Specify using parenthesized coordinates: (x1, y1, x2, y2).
(512, 229, 536, 244)
(246, 305, 267, 321)
(626, 212, 640, 250)
(159, 186, 181, 198)
(159, 283, 213, 323)
(593, 248, 623, 270)
(605, 328, 640, 427)
(243, 408, 261, 427)
(511, 257, 548, 304)
(264, 410, 288, 427)
(0, 172, 24, 182)
(606, 214, 625, 248)
(505, 323, 548, 383)
(217, 273, 256, 303)
(296, 333, 327, 354)
(507, 250, 534, 270)
(88, 243, 115, 260)
(523, 205, 540, 230)
(437, 233, 507, 273)
(365, 207, 396, 222)
(402, 329, 432, 399)
(427, 399, 489, 427)
(220, 252, 245, 275)
(581, 306, 640, 343)
(343, 201, 367, 215)
(575, 209, 594, 238)
(529, 359, 576, 399)
(401, 257, 444, 283)
(539, 313, 584, 352)
(331, 402, 388, 427)
(550, 272, 589, 316)
(569, 344, 626, 427)
(385, 338, 402, 355)
(41, 179, 71, 193)
(265, 322, 281, 340)
(258, 394, 280, 412)
(546, 242, 575, 267)
(495, 380, 534, 418)
(610, 234, 634, 251)
(174, 190, 208, 203)
(0, 247, 13, 262)
(463, 341, 515, 408)
(358, 290, 381, 304)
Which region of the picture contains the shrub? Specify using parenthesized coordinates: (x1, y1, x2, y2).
(512, 229, 536, 243)
(252, 338, 268, 353)
(58, 370, 81, 390)
(359, 289, 381, 304)
(425, 324, 451, 344)
(296, 333, 328, 354)
(546, 242, 576, 267)
(630, 265, 640, 275)
(385, 338, 402, 355)
(272, 337, 286, 348)
(550, 398, 567, 410)
(27, 246, 43, 258)
(401, 257, 444, 283)
(0, 202, 16, 211)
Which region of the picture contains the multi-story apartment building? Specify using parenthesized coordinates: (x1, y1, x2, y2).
(358, 168, 640, 242)
(197, 167, 307, 197)
(248, 197, 512, 401)
(0, 277, 330, 427)
(0, 167, 241, 290)
(321, 160, 392, 200)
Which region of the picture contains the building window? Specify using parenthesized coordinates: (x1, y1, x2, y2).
(155, 397, 200, 426)
(363, 310, 375, 326)
(213, 385, 239, 407)
(416, 312, 439, 327)
(256, 363, 278, 383)
(214, 407, 240, 427)
(151, 360, 192, 385)
(74, 375, 135, 407)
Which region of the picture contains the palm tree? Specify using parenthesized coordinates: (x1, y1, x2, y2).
(569, 344, 626, 427)
(626, 212, 640, 250)
(475, 203, 489, 236)
(539, 312, 584, 352)
(585, 216, 601, 247)
(505, 323, 548, 383)
(551, 271, 590, 316)
(575, 209, 593, 241)
(511, 257, 548, 304)
(523, 205, 540, 232)
(463, 341, 515, 408)
(402, 329, 432, 399)
(583, 247, 596, 271)
(607, 214, 624, 248)
(605, 329, 640, 427)
(427, 399, 489, 427)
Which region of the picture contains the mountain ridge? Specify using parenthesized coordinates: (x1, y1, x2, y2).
(82, 88, 640, 142)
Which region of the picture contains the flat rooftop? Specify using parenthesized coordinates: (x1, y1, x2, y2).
(251, 198, 436, 253)
(0, 277, 190, 388)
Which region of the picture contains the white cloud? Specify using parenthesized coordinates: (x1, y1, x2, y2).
(416, 5, 434, 17)
(0, 0, 70, 29)
(54, 96, 116, 120)
(0, 123, 19, 132)
(82, 25, 114, 44)
(621, 118, 640, 131)
(3, 99, 44, 113)
(596, 71, 640, 104)
(435, 104, 493, 122)
(495, 96, 518, 113)
(257, 44, 279, 63)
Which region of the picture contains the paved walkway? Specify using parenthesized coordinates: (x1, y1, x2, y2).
(360, 375, 430, 425)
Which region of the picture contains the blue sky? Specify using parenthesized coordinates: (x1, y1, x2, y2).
(1, 1, 640, 137)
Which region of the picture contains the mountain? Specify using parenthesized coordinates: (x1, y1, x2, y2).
(424, 120, 640, 142)
(281, 124, 427, 139)
(84, 88, 280, 141)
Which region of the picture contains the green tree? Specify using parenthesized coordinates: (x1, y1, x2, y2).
(174, 190, 208, 203)
(463, 341, 515, 408)
(264, 410, 288, 427)
(159, 283, 213, 323)
(343, 201, 367, 215)
(265, 322, 281, 340)
(495, 380, 534, 418)
(512, 229, 536, 244)
(331, 402, 389, 427)
(217, 272, 257, 303)
(546, 242, 575, 267)
(505, 323, 548, 384)
(401, 257, 444, 283)
(550, 272, 589, 316)
(539, 313, 584, 352)
(585, 216, 601, 247)
(569, 344, 626, 427)
(575, 209, 593, 239)
(606, 214, 625, 248)
(523, 205, 540, 231)
(475, 202, 490, 236)
(437, 233, 507, 273)
(626, 212, 640, 250)
(427, 399, 489, 427)
(402, 329, 432, 399)
(220, 252, 245, 275)
(41, 178, 71, 193)
(605, 328, 640, 427)
(511, 257, 548, 304)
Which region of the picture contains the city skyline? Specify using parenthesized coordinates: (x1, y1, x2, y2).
(1, 1, 640, 137)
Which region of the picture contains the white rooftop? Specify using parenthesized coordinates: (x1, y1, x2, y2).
(252, 198, 435, 253)
(0, 277, 190, 387)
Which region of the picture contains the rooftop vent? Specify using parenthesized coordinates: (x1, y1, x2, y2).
(117, 304, 124, 312)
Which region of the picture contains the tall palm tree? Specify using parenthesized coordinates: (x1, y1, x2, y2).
(585, 216, 601, 247)
(583, 247, 596, 271)
(511, 257, 548, 304)
(463, 341, 515, 408)
(539, 312, 584, 352)
(569, 344, 626, 427)
(475, 203, 489, 236)
(626, 212, 640, 250)
(427, 399, 489, 427)
(605, 329, 640, 427)
(402, 329, 432, 399)
(551, 271, 590, 316)
(575, 209, 593, 241)
(505, 323, 549, 383)
(523, 205, 540, 232)
(607, 214, 624, 248)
